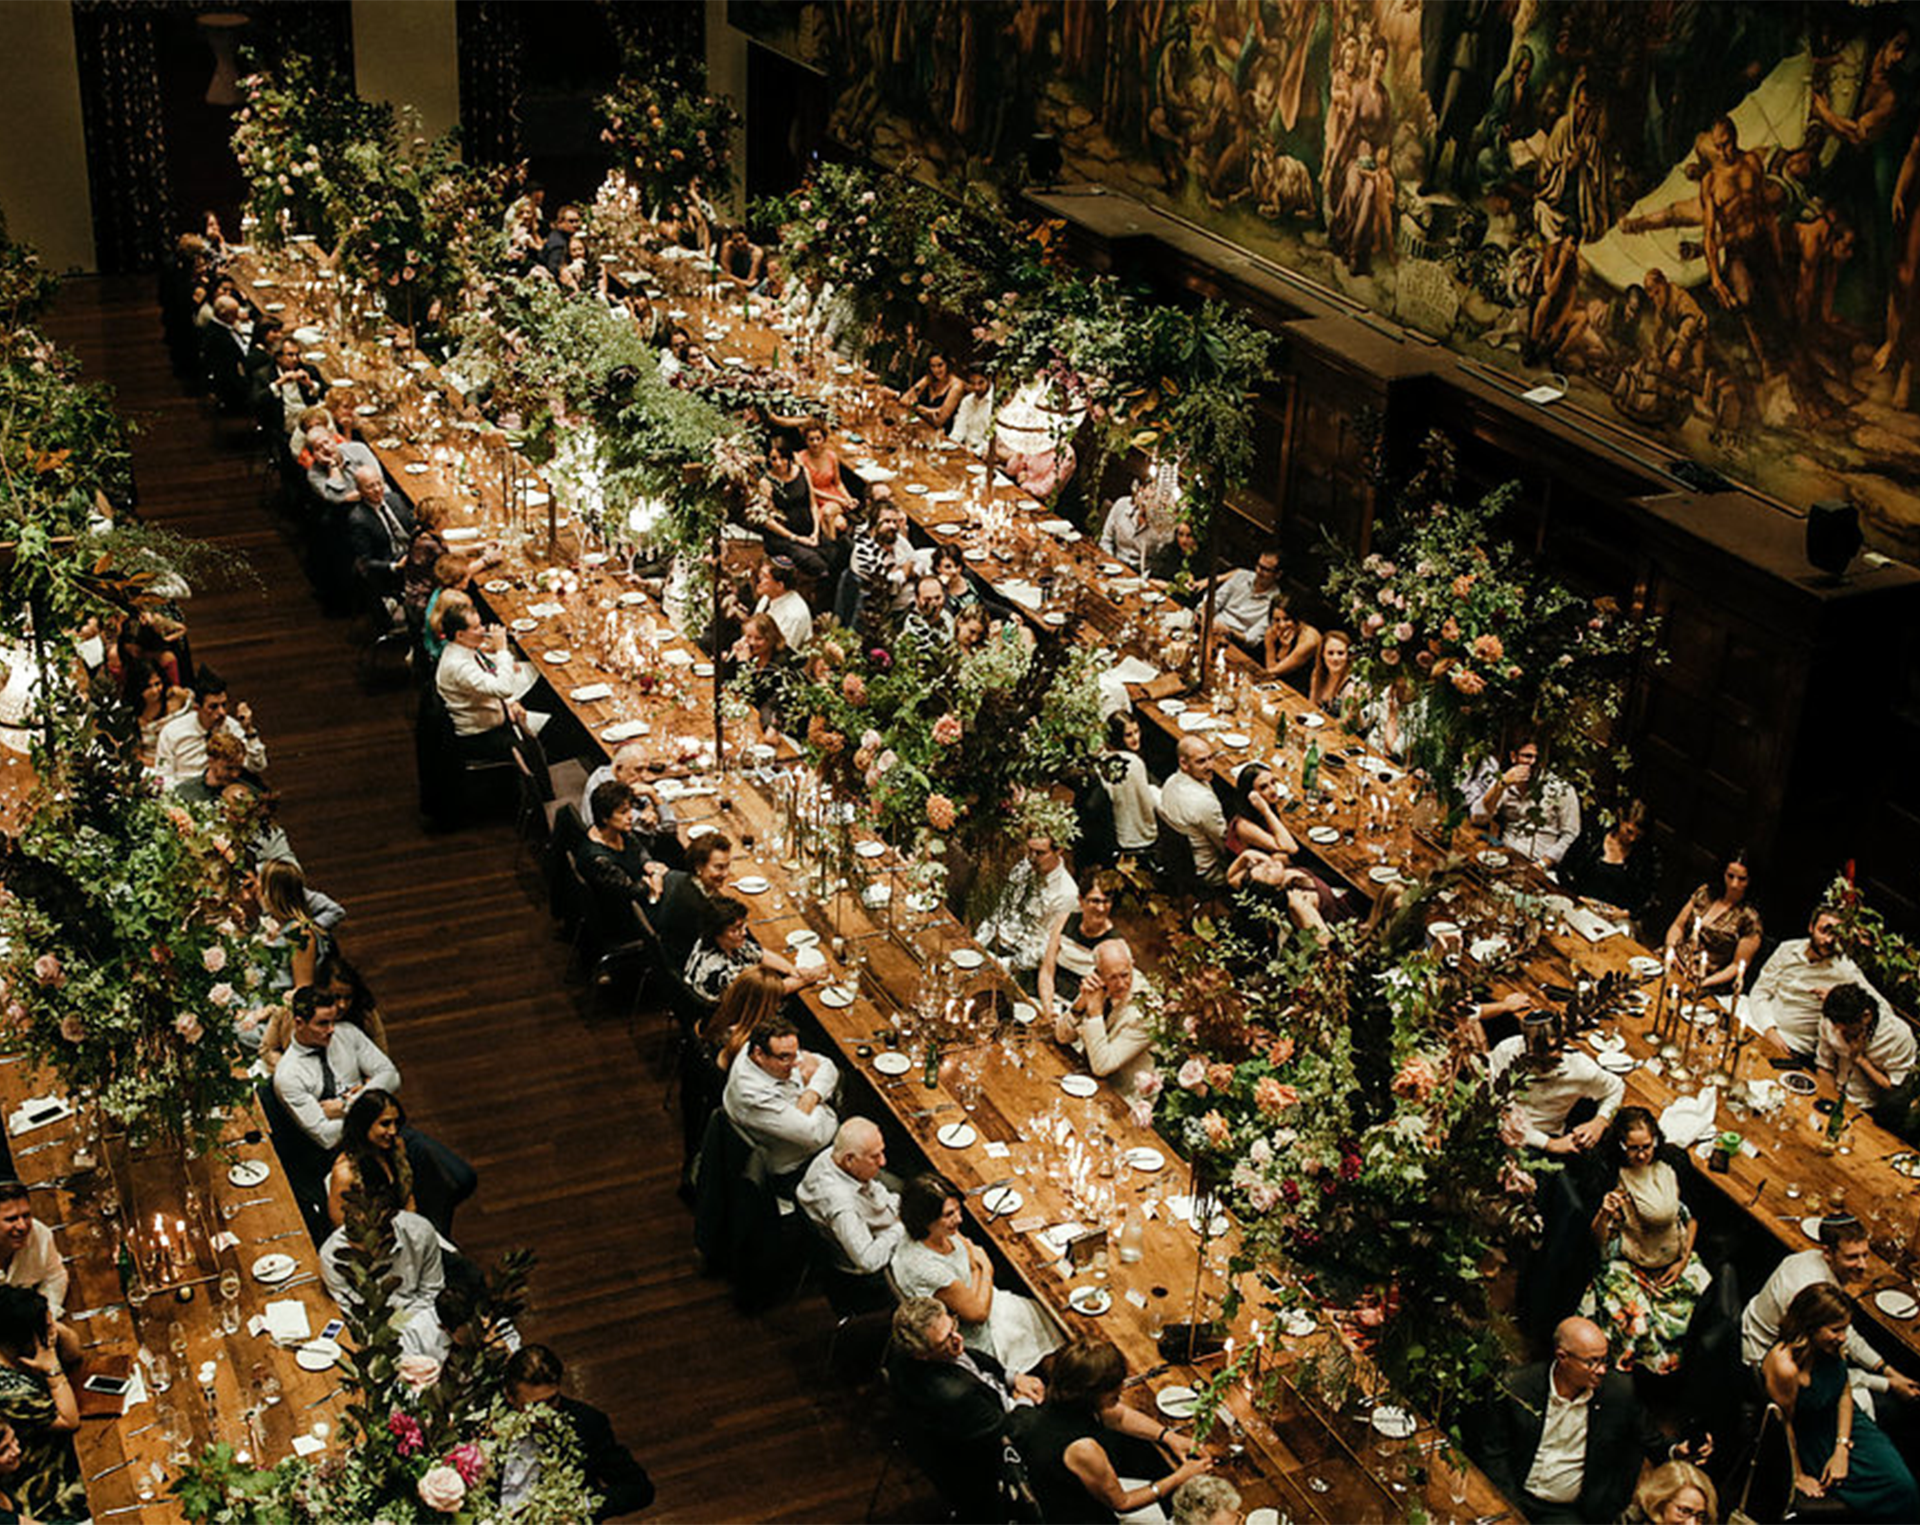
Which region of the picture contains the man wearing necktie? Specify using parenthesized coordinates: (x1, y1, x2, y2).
(346, 463, 416, 596)
(434, 603, 535, 763)
(271, 986, 402, 1153)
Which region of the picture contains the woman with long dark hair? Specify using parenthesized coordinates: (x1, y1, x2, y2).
(327, 1087, 414, 1229)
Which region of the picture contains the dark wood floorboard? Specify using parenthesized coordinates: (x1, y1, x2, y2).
(43, 276, 934, 1524)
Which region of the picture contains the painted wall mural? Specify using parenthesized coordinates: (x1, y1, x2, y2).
(735, 0, 1920, 554)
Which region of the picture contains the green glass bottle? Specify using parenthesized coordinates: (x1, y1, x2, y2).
(1302, 737, 1322, 797)
(923, 1039, 940, 1090)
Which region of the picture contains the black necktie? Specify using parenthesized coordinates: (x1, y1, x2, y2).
(312, 1043, 337, 1101)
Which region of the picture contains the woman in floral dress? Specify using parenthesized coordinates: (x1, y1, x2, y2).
(0, 1287, 81, 1522)
(1577, 1107, 1711, 1374)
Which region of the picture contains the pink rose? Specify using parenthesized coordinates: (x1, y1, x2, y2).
(1246, 1182, 1280, 1214)
(875, 749, 897, 775)
(1253, 1077, 1298, 1117)
(174, 1012, 204, 1045)
(445, 1440, 485, 1486)
(1176, 1057, 1208, 1092)
(1392, 622, 1414, 643)
(397, 1354, 441, 1392)
(932, 713, 963, 746)
(1362, 612, 1386, 637)
(860, 728, 883, 751)
(1128, 1099, 1155, 1130)
(1133, 1068, 1163, 1101)
(202, 946, 227, 974)
(59, 1013, 85, 1044)
(417, 1465, 466, 1513)
(31, 954, 62, 988)
(208, 982, 235, 1008)
(1381, 646, 1401, 665)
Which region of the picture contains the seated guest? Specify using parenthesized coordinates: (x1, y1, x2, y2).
(0, 1288, 80, 1523)
(0, 1420, 43, 1525)
(154, 671, 268, 786)
(1486, 1013, 1624, 1155)
(892, 1175, 1062, 1378)
(731, 613, 790, 729)
(846, 492, 914, 624)
(699, 965, 787, 1076)
(1262, 600, 1320, 681)
(758, 437, 832, 580)
(289, 403, 336, 465)
(1306, 628, 1357, 717)
(325, 1087, 413, 1227)
(953, 603, 992, 654)
(1464, 734, 1581, 867)
(800, 421, 858, 534)
(1097, 473, 1168, 573)
(503, 1344, 655, 1520)
(403, 502, 499, 631)
(579, 781, 668, 909)
(1038, 873, 1119, 1012)
(1478, 1316, 1686, 1524)
(655, 832, 734, 967)
(262, 953, 389, 1072)
(1750, 903, 1889, 1057)
(1818, 982, 1915, 1110)
(1160, 736, 1229, 885)
(949, 368, 994, 453)
(1621, 1462, 1716, 1525)
(658, 325, 693, 381)
(1172, 1475, 1243, 1525)
(1763, 1284, 1920, 1520)
(1225, 761, 1299, 859)
(199, 292, 251, 405)
(796, 1117, 904, 1279)
(258, 858, 333, 993)
(722, 1017, 839, 1182)
(1010, 1337, 1209, 1524)
(1741, 1214, 1916, 1407)
(1052, 939, 1155, 1098)
(975, 829, 1080, 975)
(539, 203, 582, 278)
(1147, 519, 1201, 587)
(122, 654, 190, 768)
(1559, 799, 1661, 928)
(684, 896, 821, 1008)
(579, 743, 677, 847)
(305, 426, 379, 506)
(319, 1199, 445, 1358)
(273, 983, 403, 1153)
(901, 574, 954, 648)
(172, 725, 249, 804)
(1576, 1107, 1710, 1376)
(0, 1185, 74, 1368)
(423, 588, 471, 669)
(928, 545, 978, 611)
(435, 604, 541, 762)
(717, 225, 766, 291)
(1661, 850, 1762, 993)
(900, 351, 963, 430)
(346, 463, 416, 596)
(1097, 711, 1158, 855)
(887, 1296, 1043, 1441)
(749, 555, 812, 655)
(1205, 548, 1283, 655)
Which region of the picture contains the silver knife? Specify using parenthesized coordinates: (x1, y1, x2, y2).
(965, 1177, 1012, 1198)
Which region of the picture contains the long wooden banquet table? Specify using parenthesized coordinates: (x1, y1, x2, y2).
(225, 240, 1917, 1518)
(0, 1064, 350, 1521)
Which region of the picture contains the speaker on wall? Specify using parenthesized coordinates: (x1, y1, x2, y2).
(1806, 498, 1862, 579)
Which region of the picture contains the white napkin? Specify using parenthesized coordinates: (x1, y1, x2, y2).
(852, 463, 897, 484)
(1658, 1087, 1720, 1148)
(1176, 711, 1222, 731)
(662, 649, 695, 667)
(526, 601, 565, 618)
(441, 527, 481, 543)
(7, 1096, 71, 1136)
(568, 683, 613, 702)
(995, 580, 1043, 612)
(928, 490, 961, 503)
(793, 945, 826, 971)
(1107, 656, 1160, 686)
(121, 1364, 148, 1415)
(1565, 906, 1627, 944)
(1038, 518, 1074, 535)
(264, 1299, 312, 1346)
(291, 1433, 327, 1457)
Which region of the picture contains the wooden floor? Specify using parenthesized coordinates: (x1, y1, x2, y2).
(44, 276, 930, 1523)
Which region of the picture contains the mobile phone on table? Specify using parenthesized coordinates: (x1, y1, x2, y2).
(83, 1374, 130, 1397)
(320, 1318, 344, 1341)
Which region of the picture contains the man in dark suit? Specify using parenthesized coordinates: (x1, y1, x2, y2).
(540, 204, 583, 278)
(505, 1344, 654, 1519)
(199, 292, 252, 409)
(344, 462, 416, 597)
(1477, 1316, 1703, 1523)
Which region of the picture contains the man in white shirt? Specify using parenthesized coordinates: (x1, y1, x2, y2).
(975, 830, 1080, 974)
(1750, 906, 1895, 1056)
(434, 603, 536, 761)
(1206, 549, 1283, 650)
(0, 1182, 76, 1364)
(320, 1203, 444, 1357)
(1463, 736, 1581, 866)
(1486, 1016, 1624, 1153)
(796, 1117, 904, 1278)
(579, 742, 677, 838)
(272, 988, 403, 1152)
(752, 556, 812, 654)
(1052, 938, 1156, 1099)
(1817, 982, 1916, 1109)
(1160, 736, 1229, 885)
(949, 369, 994, 453)
(1097, 478, 1168, 572)
(722, 1017, 839, 1181)
(154, 674, 268, 787)
(1740, 1217, 1916, 1411)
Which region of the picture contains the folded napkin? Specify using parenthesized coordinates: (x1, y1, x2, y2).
(662, 649, 695, 667)
(995, 580, 1043, 612)
(1107, 656, 1160, 686)
(1176, 711, 1222, 732)
(568, 683, 613, 702)
(526, 601, 565, 619)
(793, 945, 827, 972)
(442, 527, 481, 543)
(598, 721, 649, 743)
(1565, 906, 1628, 944)
(852, 463, 897, 484)
(1658, 1087, 1720, 1148)
(7, 1096, 71, 1136)
(1038, 518, 1074, 535)
(121, 1364, 148, 1415)
(264, 1299, 312, 1346)
(928, 490, 962, 503)
(291, 1433, 327, 1458)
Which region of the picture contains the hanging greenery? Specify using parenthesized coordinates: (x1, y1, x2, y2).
(231, 53, 391, 248)
(596, 61, 741, 218)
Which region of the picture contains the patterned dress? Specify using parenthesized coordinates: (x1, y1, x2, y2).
(1576, 1159, 1711, 1374)
(0, 1363, 81, 1521)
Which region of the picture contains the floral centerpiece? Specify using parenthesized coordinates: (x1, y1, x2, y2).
(1325, 433, 1663, 800)
(231, 55, 388, 247)
(1823, 867, 1920, 1018)
(1145, 894, 1536, 1428)
(597, 64, 740, 218)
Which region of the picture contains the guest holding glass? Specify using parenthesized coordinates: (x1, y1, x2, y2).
(0, 1289, 79, 1525)
(1010, 1337, 1211, 1524)
(891, 1175, 1062, 1378)
(1662, 850, 1763, 994)
(1204, 548, 1283, 656)
(1464, 734, 1581, 867)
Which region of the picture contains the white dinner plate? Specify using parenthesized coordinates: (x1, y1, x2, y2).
(403, 462, 430, 475)
(301, 348, 328, 363)
(354, 404, 379, 417)
(598, 721, 648, 744)
(1875, 1289, 1919, 1320)
(1591, 1030, 1627, 1052)
(692, 662, 715, 678)
(1298, 712, 1326, 728)
(1059, 1075, 1098, 1098)
(1368, 866, 1403, 884)
(936, 1123, 977, 1149)
(950, 949, 985, 970)
(510, 618, 538, 633)
(1371, 1405, 1417, 1439)
(252, 1253, 297, 1284)
(1280, 1309, 1317, 1338)
(1011, 1002, 1038, 1026)
(1042, 611, 1067, 626)
(873, 1051, 912, 1076)
(441, 526, 480, 542)
(905, 483, 929, 495)
(819, 985, 856, 1009)
(227, 1159, 271, 1188)
(733, 876, 770, 894)
(295, 1339, 340, 1372)
(932, 521, 964, 535)
(1158, 699, 1187, 715)
(1155, 1385, 1198, 1420)
(1069, 1286, 1113, 1316)
(1218, 732, 1252, 749)
(785, 929, 820, 949)
(542, 650, 572, 664)
(1100, 562, 1127, 576)
(854, 840, 887, 859)
(1124, 1147, 1166, 1173)
(1307, 826, 1341, 846)
(980, 1185, 1023, 1215)
(963, 548, 990, 563)
(482, 578, 510, 593)
(1782, 1072, 1818, 1096)
(1426, 919, 1461, 941)
(1629, 955, 1663, 978)
(328, 377, 353, 390)
(1478, 850, 1510, 869)
(1596, 1052, 1637, 1075)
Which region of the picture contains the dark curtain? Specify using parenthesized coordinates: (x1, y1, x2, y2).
(458, 0, 526, 166)
(72, 1, 174, 275)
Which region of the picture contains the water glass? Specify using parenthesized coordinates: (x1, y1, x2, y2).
(147, 1352, 172, 1394)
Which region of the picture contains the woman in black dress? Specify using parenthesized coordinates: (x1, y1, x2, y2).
(758, 436, 834, 580)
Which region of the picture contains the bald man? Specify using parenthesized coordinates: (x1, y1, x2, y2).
(1160, 736, 1228, 884)
(1479, 1316, 1698, 1522)
(345, 462, 415, 592)
(579, 742, 677, 841)
(795, 1116, 903, 1283)
(1053, 938, 1155, 1098)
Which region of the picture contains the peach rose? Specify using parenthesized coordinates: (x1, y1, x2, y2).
(417, 1465, 466, 1513)
(1253, 1077, 1298, 1117)
(1471, 633, 1503, 663)
(1200, 1110, 1231, 1149)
